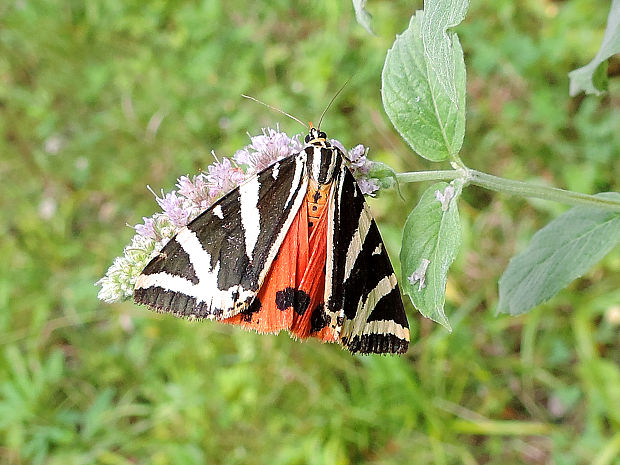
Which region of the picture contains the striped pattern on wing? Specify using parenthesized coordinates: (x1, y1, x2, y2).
(134, 152, 309, 320)
(325, 168, 410, 354)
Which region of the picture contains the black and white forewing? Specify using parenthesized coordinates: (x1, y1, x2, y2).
(325, 168, 409, 354)
(134, 152, 309, 320)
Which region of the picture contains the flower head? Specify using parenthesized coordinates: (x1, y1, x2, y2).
(176, 174, 210, 210)
(152, 190, 192, 228)
(205, 158, 246, 199)
(340, 143, 381, 196)
(356, 177, 381, 196)
(134, 217, 158, 240)
(234, 127, 302, 173)
(348, 144, 372, 173)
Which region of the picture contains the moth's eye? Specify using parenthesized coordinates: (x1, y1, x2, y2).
(304, 134, 311, 143)
(318, 131, 327, 139)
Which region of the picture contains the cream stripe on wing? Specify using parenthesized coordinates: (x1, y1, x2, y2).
(137, 227, 256, 316)
(284, 155, 305, 210)
(323, 165, 346, 329)
(212, 205, 224, 219)
(361, 274, 398, 316)
(312, 146, 321, 181)
(239, 176, 261, 259)
(135, 272, 196, 296)
(175, 227, 217, 283)
(344, 274, 399, 336)
(343, 204, 372, 282)
(341, 318, 410, 341)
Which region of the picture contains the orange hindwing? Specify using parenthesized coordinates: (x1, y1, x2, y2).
(222, 179, 336, 343)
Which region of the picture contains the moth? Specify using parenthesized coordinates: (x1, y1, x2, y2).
(134, 125, 410, 354)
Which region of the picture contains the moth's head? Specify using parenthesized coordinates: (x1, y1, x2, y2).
(305, 124, 328, 145)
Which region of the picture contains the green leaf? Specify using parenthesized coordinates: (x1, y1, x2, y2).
(422, 0, 470, 106)
(352, 0, 374, 35)
(382, 8, 466, 162)
(400, 180, 463, 330)
(568, 0, 620, 96)
(498, 193, 620, 315)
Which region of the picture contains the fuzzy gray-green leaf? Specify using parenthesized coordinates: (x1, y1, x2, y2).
(498, 193, 620, 315)
(422, 0, 470, 106)
(382, 10, 466, 162)
(400, 181, 463, 330)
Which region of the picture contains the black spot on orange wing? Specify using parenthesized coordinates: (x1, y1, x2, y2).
(310, 304, 329, 333)
(240, 297, 262, 322)
(275, 287, 311, 316)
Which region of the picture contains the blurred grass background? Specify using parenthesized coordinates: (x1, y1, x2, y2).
(1, 0, 619, 464)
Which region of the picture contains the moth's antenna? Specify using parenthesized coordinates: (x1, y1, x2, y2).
(317, 75, 354, 130)
(242, 94, 308, 129)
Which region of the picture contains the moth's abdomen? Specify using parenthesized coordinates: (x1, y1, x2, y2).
(306, 178, 331, 236)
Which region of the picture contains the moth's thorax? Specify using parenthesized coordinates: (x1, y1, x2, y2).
(305, 142, 343, 185)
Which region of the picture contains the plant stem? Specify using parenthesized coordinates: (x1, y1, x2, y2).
(396, 169, 620, 212)
(397, 170, 459, 183)
(468, 169, 620, 212)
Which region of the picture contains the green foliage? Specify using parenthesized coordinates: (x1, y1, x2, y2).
(499, 193, 620, 315)
(382, 8, 466, 162)
(400, 181, 463, 330)
(421, 0, 470, 107)
(384, 0, 619, 325)
(568, 0, 620, 96)
(1, 0, 619, 464)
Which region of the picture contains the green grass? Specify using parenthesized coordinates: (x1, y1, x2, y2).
(1, 0, 619, 464)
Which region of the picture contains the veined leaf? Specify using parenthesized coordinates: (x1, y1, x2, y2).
(568, 0, 620, 96)
(382, 8, 466, 162)
(422, 0, 470, 106)
(498, 193, 620, 315)
(400, 181, 463, 330)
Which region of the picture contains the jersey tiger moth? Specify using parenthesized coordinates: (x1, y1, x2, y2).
(133, 125, 410, 354)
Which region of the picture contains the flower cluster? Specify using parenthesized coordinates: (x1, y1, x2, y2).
(234, 127, 303, 173)
(346, 143, 381, 195)
(97, 127, 383, 303)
